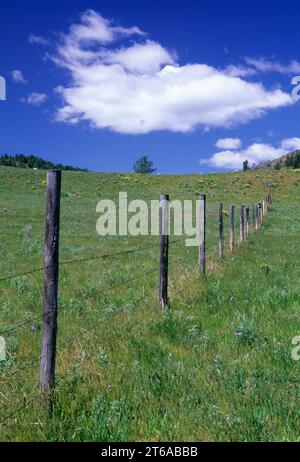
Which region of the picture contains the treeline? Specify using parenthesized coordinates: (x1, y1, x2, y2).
(285, 151, 300, 169)
(275, 150, 300, 170)
(0, 154, 88, 171)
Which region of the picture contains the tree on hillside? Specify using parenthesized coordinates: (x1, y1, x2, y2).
(243, 160, 250, 171)
(133, 155, 156, 174)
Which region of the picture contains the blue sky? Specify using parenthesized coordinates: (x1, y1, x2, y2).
(1, 0, 300, 173)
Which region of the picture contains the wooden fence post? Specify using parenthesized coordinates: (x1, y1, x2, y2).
(159, 195, 169, 309)
(257, 203, 261, 228)
(268, 182, 273, 204)
(219, 203, 224, 259)
(230, 205, 235, 256)
(199, 194, 206, 274)
(245, 207, 250, 238)
(255, 204, 259, 230)
(240, 205, 245, 243)
(252, 205, 255, 230)
(259, 202, 263, 225)
(40, 170, 61, 395)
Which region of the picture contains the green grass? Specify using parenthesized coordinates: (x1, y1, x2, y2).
(0, 166, 300, 441)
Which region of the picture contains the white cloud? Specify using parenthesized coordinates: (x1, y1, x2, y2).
(244, 57, 300, 75)
(280, 137, 300, 151)
(51, 10, 294, 135)
(12, 70, 27, 83)
(22, 92, 47, 106)
(223, 64, 257, 78)
(215, 138, 242, 150)
(29, 34, 49, 45)
(99, 41, 175, 73)
(201, 137, 300, 170)
(201, 143, 285, 170)
(224, 58, 300, 77)
(62, 8, 145, 53)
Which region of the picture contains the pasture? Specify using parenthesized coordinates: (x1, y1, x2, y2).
(0, 166, 300, 441)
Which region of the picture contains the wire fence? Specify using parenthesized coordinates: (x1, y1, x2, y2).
(0, 174, 273, 428)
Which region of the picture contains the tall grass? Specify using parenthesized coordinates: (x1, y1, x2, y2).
(0, 166, 299, 441)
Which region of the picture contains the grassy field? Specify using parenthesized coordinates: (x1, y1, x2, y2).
(0, 166, 300, 442)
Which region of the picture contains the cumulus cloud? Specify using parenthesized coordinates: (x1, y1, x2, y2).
(99, 42, 176, 73)
(22, 92, 47, 106)
(12, 70, 27, 83)
(29, 34, 49, 45)
(280, 137, 300, 151)
(51, 10, 293, 135)
(202, 143, 285, 169)
(201, 138, 300, 170)
(215, 138, 242, 150)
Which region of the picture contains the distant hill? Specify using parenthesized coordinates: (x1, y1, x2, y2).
(255, 150, 300, 171)
(0, 154, 88, 171)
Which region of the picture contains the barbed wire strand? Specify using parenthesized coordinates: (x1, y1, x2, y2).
(0, 284, 158, 426)
(0, 284, 157, 384)
(0, 264, 159, 337)
(0, 237, 189, 285)
(0, 194, 270, 425)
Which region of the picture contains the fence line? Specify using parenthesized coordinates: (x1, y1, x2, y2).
(0, 170, 273, 411)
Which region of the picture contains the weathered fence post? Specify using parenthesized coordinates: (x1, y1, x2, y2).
(199, 194, 206, 274)
(230, 205, 235, 256)
(255, 204, 259, 230)
(252, 205, 255, 230)
(159, 195, 169, 309)
(219, 203, 224, 259)
(40, 170, 61, 395)
(245, 207, 250, 238)
(240, 205, 245, 243)
(268, 182, 273, 205)
(259, 202, 263, 225)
